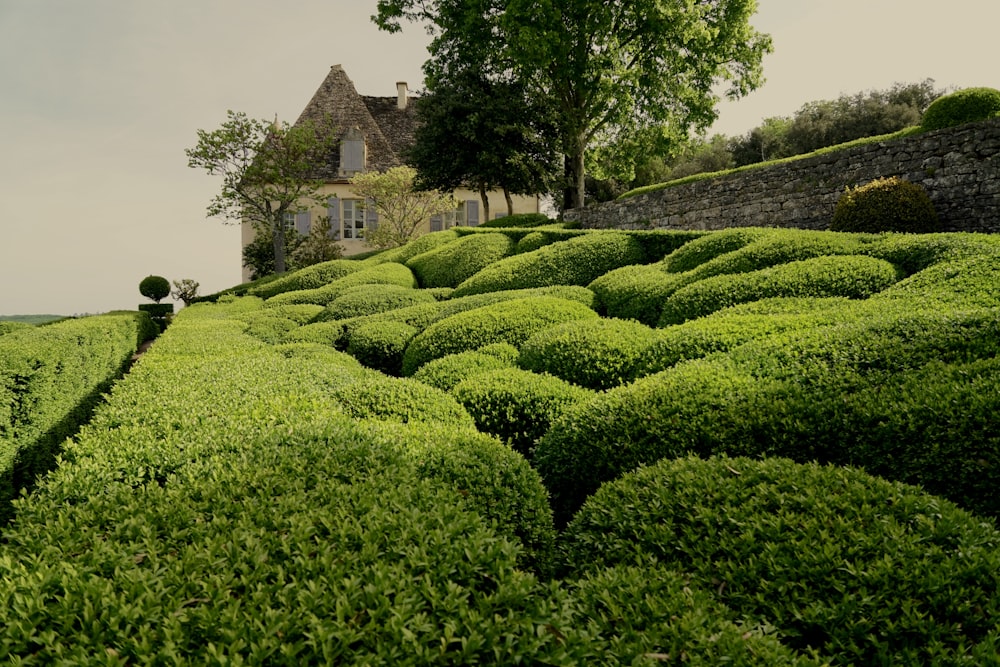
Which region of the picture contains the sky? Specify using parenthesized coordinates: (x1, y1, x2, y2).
(1, 0, 998, 316)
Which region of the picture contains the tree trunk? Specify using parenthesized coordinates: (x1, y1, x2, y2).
(503, 187, 514, 216)
(478, 182, 490, 224)
(563, 134, 587, 211)
(272, 222, 287, 274)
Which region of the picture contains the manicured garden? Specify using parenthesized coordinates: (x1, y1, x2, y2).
(2, 223, 999, 663)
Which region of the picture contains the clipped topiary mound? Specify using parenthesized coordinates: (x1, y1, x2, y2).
(452, 232, 647, 297)
(560, 455, 1000, 664)
(515, 231, 555, 254)
(658, 254, 900, 325)
(246, 259, 362, 299)
(400, 296, 599, 375)
(587, 264, 683, 325)
(406, 233, 516, 288)
(831, 177, 939, 234)
(661, 227, 774, 273)
(519, 317, 661, 390)
(325, 284, 438, 320)
(330, 373, 475, 428)
(921, 86, 1000, 130)
(345, 321, 417, 376)
(359, 420, 558, 576)
(479, 212, 553, 229)
(264, 262, 418, 307)
(411, 347, 518, 392)
(452, 368, 593, 458)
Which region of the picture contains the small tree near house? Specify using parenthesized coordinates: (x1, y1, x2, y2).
(349, 166, 458, 250)
(185, 110, 340, 274)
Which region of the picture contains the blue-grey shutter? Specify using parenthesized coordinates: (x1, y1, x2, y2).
(366, 198, 379, 231)
(430, 214, 442, 232)
(295, 211, 311, 235)
(327, 197, 340, 240)
(466, 200, 479, 226)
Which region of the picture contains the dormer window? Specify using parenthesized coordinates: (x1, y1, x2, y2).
(339, 126, 366, 177)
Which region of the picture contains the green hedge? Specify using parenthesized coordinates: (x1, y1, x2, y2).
(659, 255, 900, 325)
(356, 229, 461, 265)
(0, 312, 156, 524)
(400, 296, 599, 376)
(661, 227, 775, 273)
(247, 258, 362, 299)
(345, 321, 417, 376)
(452, 368, 593, 458)
(358, 420, 557, 576)
(406, 233, 517, 288)
(411, 347, 519, 392)
(921, 86, 1000, 130)
(330, 371, 475, 428)
(452, 231, 647, 297)
(831, 177, 939, 234)
(560, 456, 1000, 664)
(324, 284, 438, 320)
(264, 262, 418, 307)
(478, 212, 554, 229)
(519, 317, 661, 390)
(587, 264, 682, 325)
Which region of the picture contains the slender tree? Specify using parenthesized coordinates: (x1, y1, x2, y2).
(186, 111, 338, 273)
(349, 166, 457, 250)
(374, 0, 772, 209)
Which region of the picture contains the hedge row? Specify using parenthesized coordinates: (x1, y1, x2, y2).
(410, 344, 519, 392)
(264, 262, 418, 307)
(324, 284, 438, 321)
(451, 231, 647, 297)
(246, 258, 362, 299)
(405, 232, 516, 288)
(561, 456, 1000, 664)
(0, 311, 156, 525)
(0, 300, 822, 663)
(400, 296, 599, 375)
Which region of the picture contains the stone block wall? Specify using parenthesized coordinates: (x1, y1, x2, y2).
(564, 117, 1000, 234)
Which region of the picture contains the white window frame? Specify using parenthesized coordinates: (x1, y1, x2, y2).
(342, 199, 366, 239)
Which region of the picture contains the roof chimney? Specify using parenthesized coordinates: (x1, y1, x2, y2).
(396, 81, 408, 110)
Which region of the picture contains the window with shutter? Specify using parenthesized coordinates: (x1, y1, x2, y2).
(294, 211, 311, 235)
(339, 127, 366, 176)
(430, 214, 443, 232)
(327, 197, 341, 240)
(466, 200, 480, 226)
(366, 198, 379, 231)
(343, 199, 365, 239)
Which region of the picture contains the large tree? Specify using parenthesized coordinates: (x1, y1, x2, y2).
(407, 70, 559, 221)
(374, 0, 772, 209)
(186, 110, 338, 273)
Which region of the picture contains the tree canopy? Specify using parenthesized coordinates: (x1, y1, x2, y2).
(374, 0, 772, 209)
(185, 110, 339, 273)
(349, 166, 458, 250)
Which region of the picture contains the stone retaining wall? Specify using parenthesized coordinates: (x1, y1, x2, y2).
(564, 117, 1000, 234)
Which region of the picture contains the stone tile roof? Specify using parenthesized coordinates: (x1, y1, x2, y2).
(294, 64, 418, 181)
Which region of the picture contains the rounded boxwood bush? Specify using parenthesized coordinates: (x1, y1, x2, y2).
(921, 86, 1000, 130)
(452, 368, 593, 458)
(515, 231, 554, 254)
(400, 296, 598, 376)
(658, 255, 900, 325)
(139, 275, 170, 303)
(661, 227, 774, 273)
(519, 317, 661, 390)
(452, 232, 647, 297)
(359, 420, 557, 577)
(831, 177, 939, 234)
(587, 264, 683, 325)
(330, 373, 475, 428)
(325, 284, 438, 320)
(568, 565, 816, 665)
(406, 233, 517, 288)
(362, 229, 461, 265)
(560, 455, 1000, 664)
(345, 321, 417, 376)
(265, 262, 418, 307)
(411, 348, 518, 392)
(247, 259, 361, 299)
(479, 212, 553, 229)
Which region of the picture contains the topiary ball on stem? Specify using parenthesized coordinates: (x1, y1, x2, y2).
(139, 275, 171, 303)
(830, 177, 939, 234)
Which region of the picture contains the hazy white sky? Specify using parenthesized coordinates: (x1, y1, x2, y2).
(1, 0, 997, 316)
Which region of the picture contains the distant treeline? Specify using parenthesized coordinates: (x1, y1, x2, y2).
(0, 314, 67, 325)
(588, 79, 945, 202)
